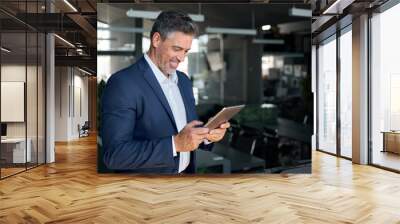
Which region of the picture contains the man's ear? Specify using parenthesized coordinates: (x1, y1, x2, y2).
(152, 32, 161, 48)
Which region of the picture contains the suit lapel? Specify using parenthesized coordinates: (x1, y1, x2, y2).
(138, 57, 178, 131)
(177, 74, 193, 122)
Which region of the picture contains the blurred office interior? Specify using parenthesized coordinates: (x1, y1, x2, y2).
(97, 3, 312, 174)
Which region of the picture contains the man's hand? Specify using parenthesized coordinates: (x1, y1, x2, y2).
(206, 122, 230, 143)
(174, 120, 209, 152)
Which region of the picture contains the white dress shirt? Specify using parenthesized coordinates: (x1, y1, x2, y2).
(144, 54, 190, 173)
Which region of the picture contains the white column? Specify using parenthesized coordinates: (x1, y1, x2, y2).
(45, 1, 55, 163)
(46, 33, 55, 163)
(352, 14, 369, 164)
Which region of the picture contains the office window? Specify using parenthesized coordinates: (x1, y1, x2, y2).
(371, 2, 400, 171)
(317, 36, 337, 154)
(339, 28, 352, 158)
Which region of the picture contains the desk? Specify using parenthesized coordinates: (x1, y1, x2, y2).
(212, 143, 265, 173)
(1, 138, 31, 163)
(196, 150, 231, 174)
(382, 131, 400, 154)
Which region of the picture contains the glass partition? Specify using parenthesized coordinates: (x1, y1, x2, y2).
(0, 1, 46, 179)
(1, 30, 28, 177)
(27, 31, 38, 169)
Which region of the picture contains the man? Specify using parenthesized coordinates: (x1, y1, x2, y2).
(101, 11, 230, 174)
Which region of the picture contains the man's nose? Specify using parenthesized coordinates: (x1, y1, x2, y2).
(176, 53, 185, 62)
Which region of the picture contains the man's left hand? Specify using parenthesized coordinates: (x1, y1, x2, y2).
(206, 122, 230, 143)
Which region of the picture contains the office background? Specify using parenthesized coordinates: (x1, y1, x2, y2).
(0, 0, 97, 179)
(0, 1, 47, 178)
(312, 0, 400, 172)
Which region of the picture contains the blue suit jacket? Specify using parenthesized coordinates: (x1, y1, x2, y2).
(101, 56, 211, 174)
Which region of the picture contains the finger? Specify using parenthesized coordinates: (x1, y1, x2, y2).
(209, 129, 225, 135)
(186, 120, 203, 128)
(193, 133, 209, 141)
(191, 127, 209, 134)
(206, 134, 215, 140)
(206, 134, 217, 142)
(219, 122, 230, 129)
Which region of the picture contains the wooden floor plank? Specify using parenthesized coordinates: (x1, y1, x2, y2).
(0, 135, 400, 223)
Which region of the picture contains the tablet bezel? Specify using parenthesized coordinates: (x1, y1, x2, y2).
(204, 105, 245, 130)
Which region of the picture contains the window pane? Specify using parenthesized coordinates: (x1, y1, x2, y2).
(371, 3, 400, 171)
(340, 29, 352, 158)
(27, 31, 38, 169)
(318, 37, 337, 154)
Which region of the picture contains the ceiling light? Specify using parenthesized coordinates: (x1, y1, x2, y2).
(78, 67, 92, 76)
(97, 26, 148, 33)
(1, 47, 11, 53)
(54, 34, 75, 48)
(322, 0, 354, 15)
(206, 27, 257, 36)
(252, 39, 284, 45)
(63, 0, 78, 12)
(126, 9, 204, 22)
(262, 25, 271, 31)
(289, 7, 312, 17)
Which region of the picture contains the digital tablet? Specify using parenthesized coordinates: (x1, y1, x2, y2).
(204, 105, 245, 130)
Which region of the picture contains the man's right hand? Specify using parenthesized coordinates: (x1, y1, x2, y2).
(174, 120, 209, 152)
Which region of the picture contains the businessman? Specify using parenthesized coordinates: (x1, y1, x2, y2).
(101, 11, 230, 174)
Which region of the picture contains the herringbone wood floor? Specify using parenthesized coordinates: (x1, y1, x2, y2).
(1, 135, 400, 223)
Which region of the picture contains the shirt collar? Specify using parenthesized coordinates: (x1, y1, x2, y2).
(144, 53, 178, 85)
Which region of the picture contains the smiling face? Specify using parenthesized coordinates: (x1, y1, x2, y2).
(150, 31, 193, 76)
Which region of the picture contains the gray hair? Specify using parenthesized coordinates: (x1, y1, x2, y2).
(150, 10, 198, 40)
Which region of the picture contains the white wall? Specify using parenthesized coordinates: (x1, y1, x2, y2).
(1, 63, 46, 164)
(1, 65, 26, 143)
(1, 65, 36, 138)
(55, 67, 89, 141)
(55, 66, 69, 141)
(71, 72, 89, 138)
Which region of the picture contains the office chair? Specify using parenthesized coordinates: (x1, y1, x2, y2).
(78, 121, 90, 138)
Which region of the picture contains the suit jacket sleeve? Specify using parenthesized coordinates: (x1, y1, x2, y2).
(101, 75, 175, 170)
